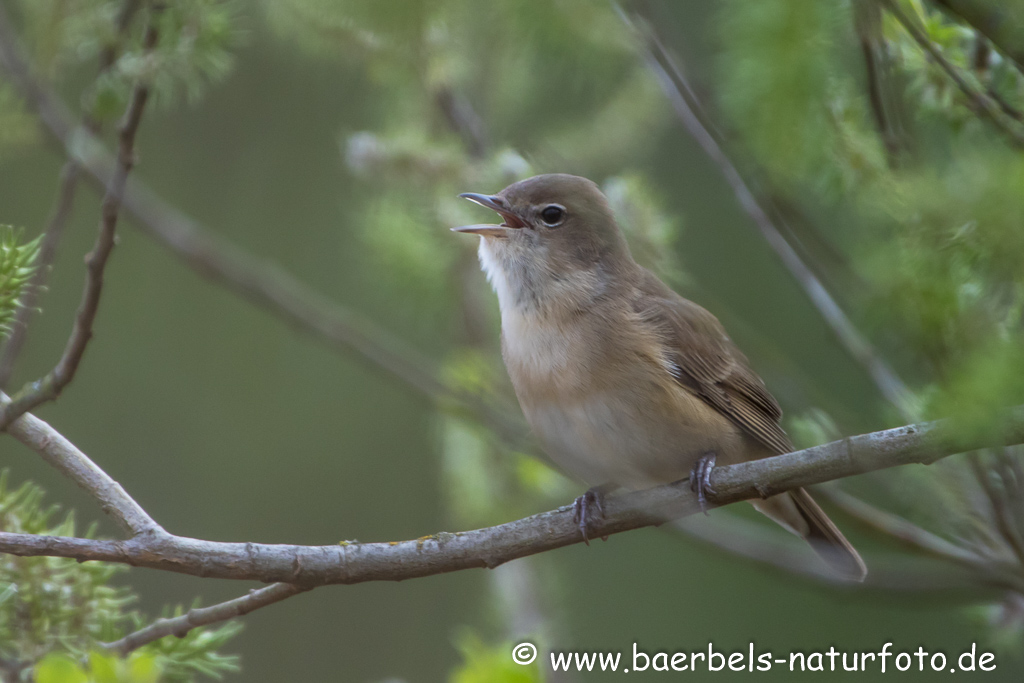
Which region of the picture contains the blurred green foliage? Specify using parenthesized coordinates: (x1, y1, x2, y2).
(717, 0, 1024, 646)
(447, 635, 540, 683)
(719, 0, 885, 194)
(9, 0, 237, 122)
(718, 0, 1024, 430)
(0, 472, 240, 681)
(0, 83, 36, 159)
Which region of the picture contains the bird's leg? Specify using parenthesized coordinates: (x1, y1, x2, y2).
(690, 451, 717, 515)
(573, 483, 615, 545)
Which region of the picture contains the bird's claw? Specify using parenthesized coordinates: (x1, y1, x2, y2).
(690, 452, 717, 515)
(573, 487, 606, 545)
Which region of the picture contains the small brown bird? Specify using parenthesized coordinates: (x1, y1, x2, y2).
(453, 173, 866, 581)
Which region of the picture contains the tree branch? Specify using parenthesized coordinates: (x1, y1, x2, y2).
(435, 85, 489, 160)
(0, 4, 541, 448)
(3, 407, 1024, 585)
(882, 0, 1024, 148)
(824, 486, 1024, 595)
(0, 162, 82, 389)
(617, 6, 915, 418)
(929, 0, 1024, 72)
(854, 0, 905, 165)
(969, 450, 1024, 568)
(672, 512, 991, 593)
(103, 583, 307, 656)
(0, 0, 144, 389)
(1, 392, 161, 536)
(0, 11, 159, 430)
(0, 7, 448, 402)
(822, 488, 985, 567)
(0, 9, 541, 448)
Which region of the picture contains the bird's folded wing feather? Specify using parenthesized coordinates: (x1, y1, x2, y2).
(632, 272, 793, 455)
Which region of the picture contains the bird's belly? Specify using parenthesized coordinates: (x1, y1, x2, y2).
(523, 387, 744, 490)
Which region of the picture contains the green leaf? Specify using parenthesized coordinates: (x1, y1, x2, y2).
(0, 226, 41, 340)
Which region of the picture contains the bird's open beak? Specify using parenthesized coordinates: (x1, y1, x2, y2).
(452, 192, 525, 238)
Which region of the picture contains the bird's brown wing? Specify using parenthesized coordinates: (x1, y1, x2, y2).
(632, 273, 793, 455)
(632, 272, 866, 580)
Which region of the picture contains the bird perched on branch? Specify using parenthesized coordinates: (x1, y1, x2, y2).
(452, 173, 866, 581)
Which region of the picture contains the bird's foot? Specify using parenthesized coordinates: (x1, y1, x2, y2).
(690, 452, 717, 515)
(572, 485, 610, 545)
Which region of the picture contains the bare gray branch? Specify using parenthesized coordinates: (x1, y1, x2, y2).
(2, 392, 160, 535)
(2, 407, 1023, 585)
(104, 583, 307, 656)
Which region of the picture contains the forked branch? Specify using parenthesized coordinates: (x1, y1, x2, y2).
(2, 404, 1023, 586)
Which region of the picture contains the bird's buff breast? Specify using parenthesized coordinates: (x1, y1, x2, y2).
(521, 381, 742, 490)
(479, 236, 744, 488)
(501, 309, 742, 489)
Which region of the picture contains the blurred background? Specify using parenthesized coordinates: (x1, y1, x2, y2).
(2, 0, 1024, 680)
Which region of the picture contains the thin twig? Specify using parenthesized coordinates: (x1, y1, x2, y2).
(2, 406, 1024, 584)
(882, 0, 1024, 148)
(1, 392, 161, 535)
(967, 32, 1024, 122)
(929, 0, 1024, 72)
(104, 583, 307, 655)
(988, 87, 1024, 122)
(825, 487, 1024, 594)
(100, 0, 145, 71)
(0, 0, 144, 388)
(854, 0, 904, 164)
(0, 163, 82, 388)
(673, 513, 988, 593)
(0, 7, 533, 444)
(760, 191, 865, 293)
(435, 85, 489, 160)
(0, 14, 159, 430)
(969, 451, 1024, 568)
(997, 447, 1024, 526)
(617, 6, 915, 417)
(0, 4, 438, 397)
(823, 489, 998, 567)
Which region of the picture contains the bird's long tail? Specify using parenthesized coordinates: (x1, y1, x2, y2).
(751, 487, 867, 582)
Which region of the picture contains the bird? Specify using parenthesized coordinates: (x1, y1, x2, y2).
(451, 173, 866, 581)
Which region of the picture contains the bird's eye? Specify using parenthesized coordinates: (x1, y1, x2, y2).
(540, 205, 565, 226)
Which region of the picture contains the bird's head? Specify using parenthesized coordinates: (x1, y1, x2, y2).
(453, 174, 632, 311)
